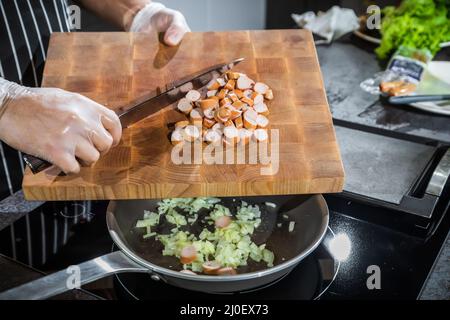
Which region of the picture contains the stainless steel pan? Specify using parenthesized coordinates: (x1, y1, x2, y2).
(0, 195, 329, 300)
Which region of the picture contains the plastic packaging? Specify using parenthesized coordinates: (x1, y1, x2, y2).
(292, 6, 359, 44)
(360, 46, 432, 96)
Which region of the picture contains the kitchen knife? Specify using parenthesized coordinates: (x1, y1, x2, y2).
(23, 58, 245, 174)
(388, 94, 450, 105)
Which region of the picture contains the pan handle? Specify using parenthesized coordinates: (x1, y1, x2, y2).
(0, 251, 149, 300)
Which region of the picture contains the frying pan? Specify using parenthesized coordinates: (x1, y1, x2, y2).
(0, 195, 328, 300)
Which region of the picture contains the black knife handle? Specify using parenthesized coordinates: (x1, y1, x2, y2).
(22, 154, 52, 174)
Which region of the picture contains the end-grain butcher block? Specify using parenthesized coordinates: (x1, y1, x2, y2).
(22, 30, 345, 201)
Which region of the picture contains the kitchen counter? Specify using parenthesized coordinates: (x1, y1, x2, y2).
(0, 37, 448, 300)
(419, 231, 450, 300)
(316, 38, 450, 300)
(317, 36, 450, 143)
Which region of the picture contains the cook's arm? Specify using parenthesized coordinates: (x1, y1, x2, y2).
(77, 0, 150, 31)
(77, 0, 191, 46)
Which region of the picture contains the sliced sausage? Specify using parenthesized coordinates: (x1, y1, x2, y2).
(253, 128, 268, 142)
(217, 267, 237, 276)
(220, 97, 232, 107)
(264, 89, 274, 100)
(227, 92, 239, 102)
(241, 96, 254, 107)
(202, 261, 222, 275)
(223, 126, 239, 145)
(177, 98, 193, 114)
(207, 79, 221, 90)
(190, 108, 204, 125)
(180, 269, 197, 275)
(228, 106, 242, 119)
(239, 128, 253, 145)
(256, 114, 269, 128)
(171, 129, 184, 146)
(203, 108, 215, 119)
(215, 215, 232, 228)
(212, 123, 224, 134)
(243, 89, 253, 98)
(186, 90, 201, 102)
(199, 99, 219, 111)
(180, 245, 197, 264)
(254, 102, 269, 116)
(215, 107, 231, 123)
(207, 90, 218, 97)
(251, 92, 264, 105)
(234, 89, 244, 99)
(237, 76, 254, 90)
(217, 77, 226, 87)
(254, 82, 269, 95)
(175, 120, 189, 129)
(243, 109, 258, 130)
(232, 100, 245, 110)
(224, 79, 236, 90)
(203, 117, 216, 129)
(217, 89, 229, 100)
(183, 125, 201, 142)
(226, 71, 240, 80)
(224, 120, 234, 127)
(234, 116, 243, 129)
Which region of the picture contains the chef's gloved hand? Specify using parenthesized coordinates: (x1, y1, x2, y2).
(128, 2, 191, 46)
(0, 78, 122, 174)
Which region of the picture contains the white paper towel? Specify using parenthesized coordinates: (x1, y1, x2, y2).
(292, 6, 359, 44)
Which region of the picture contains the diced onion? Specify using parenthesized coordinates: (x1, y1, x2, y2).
(288, 221, 296, 233)
(136, 198, 276, 273)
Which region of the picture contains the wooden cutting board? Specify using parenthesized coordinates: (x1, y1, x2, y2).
(22, 30, 344, 200)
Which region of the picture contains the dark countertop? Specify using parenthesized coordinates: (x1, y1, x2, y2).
(0, 191, 43, 232)
(316, 38, 449, 300)
(317, 36, 450, 143)
(419, 231, 450, 300)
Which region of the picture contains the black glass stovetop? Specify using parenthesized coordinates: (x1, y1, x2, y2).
(0, 192, 448, 300)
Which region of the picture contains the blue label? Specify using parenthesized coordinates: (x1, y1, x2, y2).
(388, 58, 424, 82)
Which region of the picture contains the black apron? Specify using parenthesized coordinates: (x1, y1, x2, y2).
(0, 0, 93, 268)
(0, 0, 71, 197)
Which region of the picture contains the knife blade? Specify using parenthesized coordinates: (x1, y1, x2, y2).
(23, 58, 245, 174)
(387, 94, 450, 105)
(118, 57, 244, 128)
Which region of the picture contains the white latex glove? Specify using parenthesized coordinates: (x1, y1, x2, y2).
(0, 78, 122, 174)
(128, 2, 191, 46)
